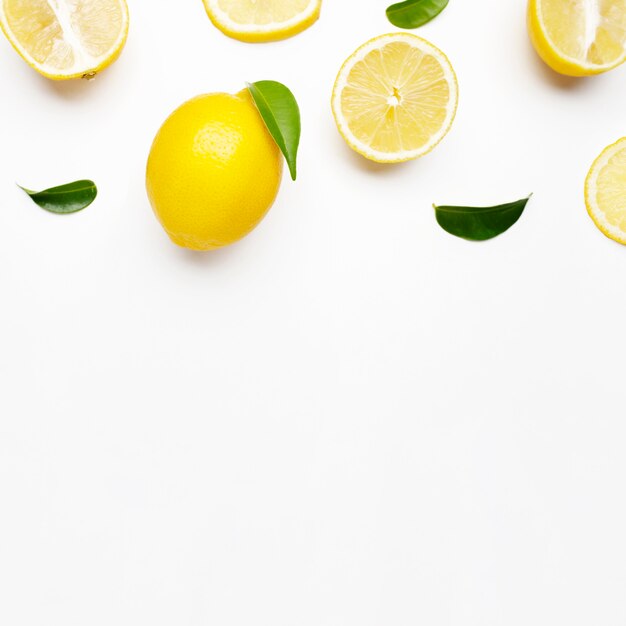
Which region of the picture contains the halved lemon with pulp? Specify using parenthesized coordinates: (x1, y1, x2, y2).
(528, 0, 626, 76)
(585, 137, 626, 245)
(0, 0, 129, 80)
(202, 0, 321, 43)
(331, 33, 458, 164)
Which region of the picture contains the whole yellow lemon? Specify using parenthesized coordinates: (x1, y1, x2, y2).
(146, 89, 283, 250)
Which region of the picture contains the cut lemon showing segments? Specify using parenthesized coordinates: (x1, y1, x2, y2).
(585, 137, 626, 245)
(0, 0, 129, 80)
(331, 33, 458, 164)
(528, 0, 626, 76)
(202, 0, 321, 43)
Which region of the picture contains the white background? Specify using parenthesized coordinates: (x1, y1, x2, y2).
(1, 1, 626, 624)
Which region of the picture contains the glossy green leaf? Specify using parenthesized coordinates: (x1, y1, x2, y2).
(386, 0, 449, 29)
(434, 195, 532, 241)
(18, 180, 97, 214)
(247, 80, 301, 181)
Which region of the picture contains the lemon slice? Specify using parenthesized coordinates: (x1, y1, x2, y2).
(528, 0, 626, 76)
(585, 137, 626, 245)
(0, 0, 129, 80)
(331, 33, 458, 164)
(202, 0, 321, 43)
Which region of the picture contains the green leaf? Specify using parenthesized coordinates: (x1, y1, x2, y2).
(386, 0, 449, 29)
(247, 80, 301, 181)
(18, 180, 97, 214)
(434, 195, 532, 241)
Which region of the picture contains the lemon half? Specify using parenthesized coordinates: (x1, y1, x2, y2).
(585, 137, 626, 245)
(331, 33, 458, 164)
(202, 0, 321, 43)
(528, 0, 626, 76)
(0, 0, 129, 80)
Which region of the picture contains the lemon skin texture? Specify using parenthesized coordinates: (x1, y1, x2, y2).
(146, 90, 283, 250)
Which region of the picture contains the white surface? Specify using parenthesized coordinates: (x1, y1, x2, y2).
(1, 1, 626, 624)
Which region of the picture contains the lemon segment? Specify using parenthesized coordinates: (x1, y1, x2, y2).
(146, 90, 283, 251)
(331, 33, 458, 164)
(528, 0, 626, 76)
(0, 0, 129, 80)
(585, 137, 626, 245)
(202, 0, 321, 43)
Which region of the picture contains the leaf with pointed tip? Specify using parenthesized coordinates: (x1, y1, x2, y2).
(247, 80, 301, 181)
(386, 0, 449, 29)
(18, 180, 97, 214)
(434, 195, 532, 241)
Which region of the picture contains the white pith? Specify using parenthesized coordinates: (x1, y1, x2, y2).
(203, 0, 320, 35)
(0, 0, 128, 78)
(331, 33, 458, 163)
(535, 0, 626, 71)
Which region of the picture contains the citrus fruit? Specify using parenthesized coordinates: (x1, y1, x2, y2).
(585, 137, 626, 245)
(331, 33, 458, 164)
(528, 0, 626, 76)
(0, 0, 129, 80)
(146, 90, 283, 251)
(202, 0, 321, 43)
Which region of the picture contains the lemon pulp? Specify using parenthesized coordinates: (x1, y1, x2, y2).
(0, 0, 129, 79)
(202, 0, 321, 42)
(528, 0, 626, 76)
(585, 137, 626, 245)
(331, 34, 458, 164)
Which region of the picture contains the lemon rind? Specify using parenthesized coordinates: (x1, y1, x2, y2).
(529, 0, 626, 76)
(202, 0, 321, 43)
(0, 0, 129, 80)
(585, 137, 626, 245)
(331, 33, 458, 164)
